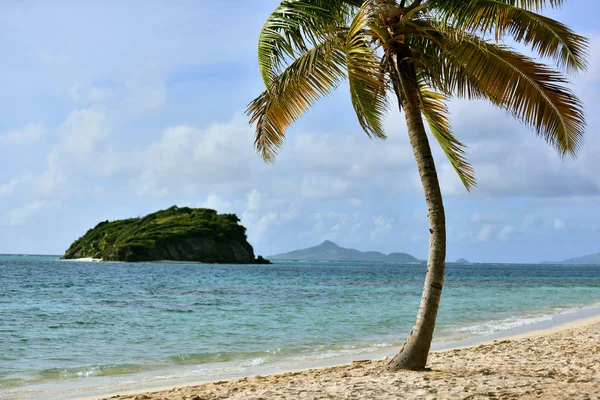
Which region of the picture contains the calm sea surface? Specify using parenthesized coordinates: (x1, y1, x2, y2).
(1, 255, 599, 398)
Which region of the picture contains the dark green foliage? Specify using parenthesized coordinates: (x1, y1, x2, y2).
(63, 206, 256, 263)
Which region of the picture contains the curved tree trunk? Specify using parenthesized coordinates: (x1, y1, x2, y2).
(386, 51, 447, 371)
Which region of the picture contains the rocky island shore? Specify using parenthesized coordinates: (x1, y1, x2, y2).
(63, 206, 269, 264)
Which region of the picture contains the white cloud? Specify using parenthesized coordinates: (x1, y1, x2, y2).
(134, 125, 194, 197)
(497, 225, 515, 241)
(34, 167, 67, 197)
(246, 189, 261, 211)
(124, 62, 166, 114)
(198, 193, 233, 212)
(134, 174, 170, 198)
(241, 189, 298, 245)
(554, 218, 566, 231)
(434, 98, 600, 198)
(32, 108, 114, 197)
(69, 85, 115, 103)
(0, 176, 30, 197)
(35, 77, 600, 206)
(471, 213, 500, 224)
(0, 124, 45, 145)
(476, 225, 494, 242)
(290, 124, 415, 182)
(58, 108, 110, 155)
(5, 201, 46, 227)
(120, 111, 414, 202)
(131, 115, 265, 198)
(298, 176, 351, 200)
(370, 216, 394, 240)
(348, 198, 362, 207)
(299, 212, 356, 243)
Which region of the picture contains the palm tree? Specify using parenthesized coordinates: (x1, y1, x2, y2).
(246, 0, 587, 371)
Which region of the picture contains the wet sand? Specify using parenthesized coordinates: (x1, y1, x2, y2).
(103, 315, 600, 400)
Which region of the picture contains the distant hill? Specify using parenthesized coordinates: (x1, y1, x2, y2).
(268, 240, 419, 263)
(455, 258, 471, 264)
(550, 252, 600, 265)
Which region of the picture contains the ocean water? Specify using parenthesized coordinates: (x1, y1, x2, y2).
(1, 255, 599, 399)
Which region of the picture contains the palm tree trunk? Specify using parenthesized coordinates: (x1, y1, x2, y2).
(386, 52, 447, 371)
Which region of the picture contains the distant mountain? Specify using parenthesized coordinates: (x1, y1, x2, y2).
(455, 258, 471, 264)
(268, 240, 420, 263)
(550, 252, 600, 265)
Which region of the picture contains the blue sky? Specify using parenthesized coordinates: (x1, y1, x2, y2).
(1, 1, 599, 263)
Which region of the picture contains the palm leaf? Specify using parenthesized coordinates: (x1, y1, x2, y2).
(407, 23, 486, 100)
(248, 37, 347, 161)
(345, 0, 388, 139)
(433, 0, 588, 72)
(257, 0, 359, 87)
(450, 37, 584, 156)
(502, 0, 564, 10)
(431, 0, 566, 13)
(418, 87, 476, 190)
(407, 22, 585, 157)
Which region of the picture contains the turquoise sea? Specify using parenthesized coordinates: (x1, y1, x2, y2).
(1, 255, 599, 399)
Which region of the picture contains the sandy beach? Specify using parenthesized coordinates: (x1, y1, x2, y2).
(102, 316, 600, 400)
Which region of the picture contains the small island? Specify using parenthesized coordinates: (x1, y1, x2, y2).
(63, 206, 270, 264)
(455, 258, 471, 264)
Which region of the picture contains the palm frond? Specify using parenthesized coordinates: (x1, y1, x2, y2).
(433, 0, 588, 72)
(345, 0, 389, 139)
(258, 0, 358, 87)
(419, 86, 476, 190)
(248, 37, 347, 161)
(504, 0, 565, 10)
(407, 24, 489, 102)
(431, 0, 565, 13)
(407, 22, 585, 157)
(452, 38, 584, 156)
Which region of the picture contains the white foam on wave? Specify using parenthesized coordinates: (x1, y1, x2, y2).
(287, 342, 394, 363)
(241, 358, 266, 367)
(456, 314, 555, 336)
(454, 303, 600, 337)
(73, 366, 102, 378)
(265, 347, 282, 355)
(61, 257, 103, 262)
(372, 343, 393, 348)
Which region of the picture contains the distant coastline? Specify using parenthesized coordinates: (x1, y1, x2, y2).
(268, 240, 421, 263)
(543, 251, 600, 265)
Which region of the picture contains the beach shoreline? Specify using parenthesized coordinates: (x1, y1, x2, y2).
(2, 306, 599, 399)
(80, 308, 600, 400)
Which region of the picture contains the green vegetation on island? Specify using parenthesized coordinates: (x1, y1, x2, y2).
(63, 206, 270, 264)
